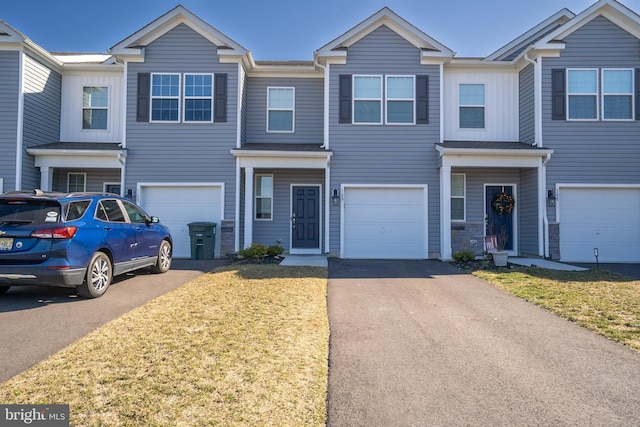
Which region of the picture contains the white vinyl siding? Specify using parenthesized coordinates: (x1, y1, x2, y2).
(353, 75, 382, 124)
(267, 87, 294, 132)
(386, 75, 415, 124)
(567, 69, 598, 120)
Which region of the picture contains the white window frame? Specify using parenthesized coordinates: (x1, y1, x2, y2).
(451, 173, 466, 222)
(458, 83, 486, 129)
(567, 68, 599, 121)
(182, 73, 214, 123)
(82, 86, 109, 131)
(255, 174, 273, 221)
(67, 172, 87, 193)
(353, 75, 383, 124)
(267, 87, 295, 133)
(601, 68, 634, 121)
(150, 73, 181, 123)
(385, 75, 415, 125)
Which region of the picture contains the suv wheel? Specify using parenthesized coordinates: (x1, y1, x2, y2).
(77, 252, 112, 298)
(151, 240, 172, 274)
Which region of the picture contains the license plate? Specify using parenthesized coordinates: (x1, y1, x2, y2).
(0, 237, 14, 251)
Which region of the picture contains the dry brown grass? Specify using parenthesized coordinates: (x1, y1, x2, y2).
(0, 264, 329, 426)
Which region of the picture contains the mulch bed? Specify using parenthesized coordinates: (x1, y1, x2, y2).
(449, 258, 516, 273)
(231, 255, 284, 265)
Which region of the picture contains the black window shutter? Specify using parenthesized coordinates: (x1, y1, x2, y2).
(551, 69, 566, 120)
(635, 69, 640, 121)
(339, 74, 352, 123)
(214, 73, 227, 123)
(416, 75, 429, 124)
(136, 73, 150, 122)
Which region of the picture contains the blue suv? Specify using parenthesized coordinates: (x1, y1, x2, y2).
(0, 190, 172, 298)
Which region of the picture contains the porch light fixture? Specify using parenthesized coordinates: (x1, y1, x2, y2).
(331, 188, 340, 205)
(547, 189, 557, 207)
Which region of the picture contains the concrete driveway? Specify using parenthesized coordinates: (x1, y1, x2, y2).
(0, 259, 229, 383)
(327, 259, 640, 426)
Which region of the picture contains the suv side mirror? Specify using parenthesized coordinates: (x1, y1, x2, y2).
(151, 216, 160, 224)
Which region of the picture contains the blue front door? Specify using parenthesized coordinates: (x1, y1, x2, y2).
(292, 186, 320, 249)
(485, 185, 514, 251)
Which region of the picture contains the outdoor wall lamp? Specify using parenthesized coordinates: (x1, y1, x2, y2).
(547, 189, 557, 207)
(331, 188, 340, 205)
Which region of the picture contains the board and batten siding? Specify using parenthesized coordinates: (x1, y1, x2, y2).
(0, 51, 20, 191)
(519, 64, 535, 144)
(443, 68, 519, 141)
(542, 16, 640, 222)
(125, 23, 239, 221)
(22, 53, 61, 190)
(60, 72, 124, 142)
(327, 25, 441, 256)
(252, 169, 324, 250)
(245, 77, 323, 144)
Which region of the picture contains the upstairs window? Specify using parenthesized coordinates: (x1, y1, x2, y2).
(267, 87, 295, 132)
(568, 69, 598, 120)
(386, 76, 415, 124)
(451, 174, 466, 221)
(459, 84, 485, 129)
(255, 175, 273, 220)
(354, 75, 382, 124)
(602, 69, 633, 120)
(82, 87, 108, 129)
(151, 73, 180, 122)
(184, 74, 213, 122)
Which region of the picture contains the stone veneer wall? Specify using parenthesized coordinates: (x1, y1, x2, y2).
(220, 220, 235, 256)
(548, 222, 560, 260)
(451, 222, 485, 256)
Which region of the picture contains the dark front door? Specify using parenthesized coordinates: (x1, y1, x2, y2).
(292, 186, 320, 249)
(485, 185, 514, 252)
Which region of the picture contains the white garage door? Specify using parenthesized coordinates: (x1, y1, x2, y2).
(559, 187, 640, 262)
(139, 184, 223, 258)
(342, 186, 427, 259)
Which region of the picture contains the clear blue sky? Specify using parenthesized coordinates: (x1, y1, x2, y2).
(2, 0, 640, 60)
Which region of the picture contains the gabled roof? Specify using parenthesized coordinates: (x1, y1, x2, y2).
(0, 20, 62, 69)
(534, 0, 640, 51)
(485, 9, 575, 61)
(315, 7, 454, 62)
(109, 5, 248, 59)
(0, 20, 27, 44)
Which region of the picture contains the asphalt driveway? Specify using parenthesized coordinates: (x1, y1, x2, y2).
(327, 259, 640, 426)
(0, 259, 229, 383)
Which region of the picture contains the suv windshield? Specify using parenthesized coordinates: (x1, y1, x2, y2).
(0, 199, 62, 225)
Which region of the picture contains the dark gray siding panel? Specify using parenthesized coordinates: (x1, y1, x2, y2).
(22, 54, 61, 190)
(126, 24, 238, 220)
(328, 25, 441, 256)
(246, 77, 323, 144)
(0, 51, 20, 191)
(252, 169, 324, 250)
(519, 64, 535, 144)
(542, 16, 640, 223)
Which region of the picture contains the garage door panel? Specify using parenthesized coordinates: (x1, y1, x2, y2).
(560, 188, 640, 263)
(343, 186, 427, 259)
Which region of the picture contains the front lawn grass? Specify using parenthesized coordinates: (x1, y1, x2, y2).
(473, 267, 640, 351)
(0, 264, 329, 426)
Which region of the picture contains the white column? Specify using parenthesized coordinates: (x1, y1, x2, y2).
(243, 167, 254, 249)
(39, 166, 53, 191)
(440, 164, 452, 260)
(324, 161, 330, 254)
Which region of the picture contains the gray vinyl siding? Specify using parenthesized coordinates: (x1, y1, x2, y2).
(245, 77, 323, 144)
(0, 51, 20, 192)
(519, 168, 539, 256)
(240, 65, 248, 146)
(519, 64, 535, 144)
(327, 25, 441, 256)
(52, 169, 120, 193)
(252, 169, 324, 250)
(22, 54, 61, 190)
(125, 24, 238, 220)
(542, 16, 640, 223)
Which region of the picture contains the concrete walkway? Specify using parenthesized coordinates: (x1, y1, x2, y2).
(280, 254, 328, 267)
(508, 257, 587, 271)
(326, 259, 640, 426)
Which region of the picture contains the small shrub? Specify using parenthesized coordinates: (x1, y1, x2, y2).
(267, 245, 284, 257)
(453, 250, 476, 262)
(238, 243, 268, 258)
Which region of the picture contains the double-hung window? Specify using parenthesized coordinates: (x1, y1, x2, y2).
(459, 84, 485, 129)
(353, 75, 382, 124)
(567, 69, 598, 120)
(602, 69, 633, 120)
(255, 175, 273, 220)
(267, 87, 294, 132)
(386, 76, 415, 124)
(451, 174, 465, 221)
(151, 73, 180, 122)
(68, 173, 86, 193)
(184, 74, 213, 122)
(82, 87, 108, 130)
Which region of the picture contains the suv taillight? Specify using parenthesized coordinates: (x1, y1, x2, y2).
(31, 226, 78, 239)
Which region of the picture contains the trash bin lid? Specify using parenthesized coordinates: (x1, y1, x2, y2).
(188, 222, 217, 227)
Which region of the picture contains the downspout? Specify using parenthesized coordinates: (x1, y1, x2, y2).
(314, 58, 331, 253)
(314, 59, 329, 149)
(120, 60, 128, 197)
(16, 52, 25, 190)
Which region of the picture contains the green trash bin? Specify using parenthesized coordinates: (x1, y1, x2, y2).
(187, 222, 217, 260)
